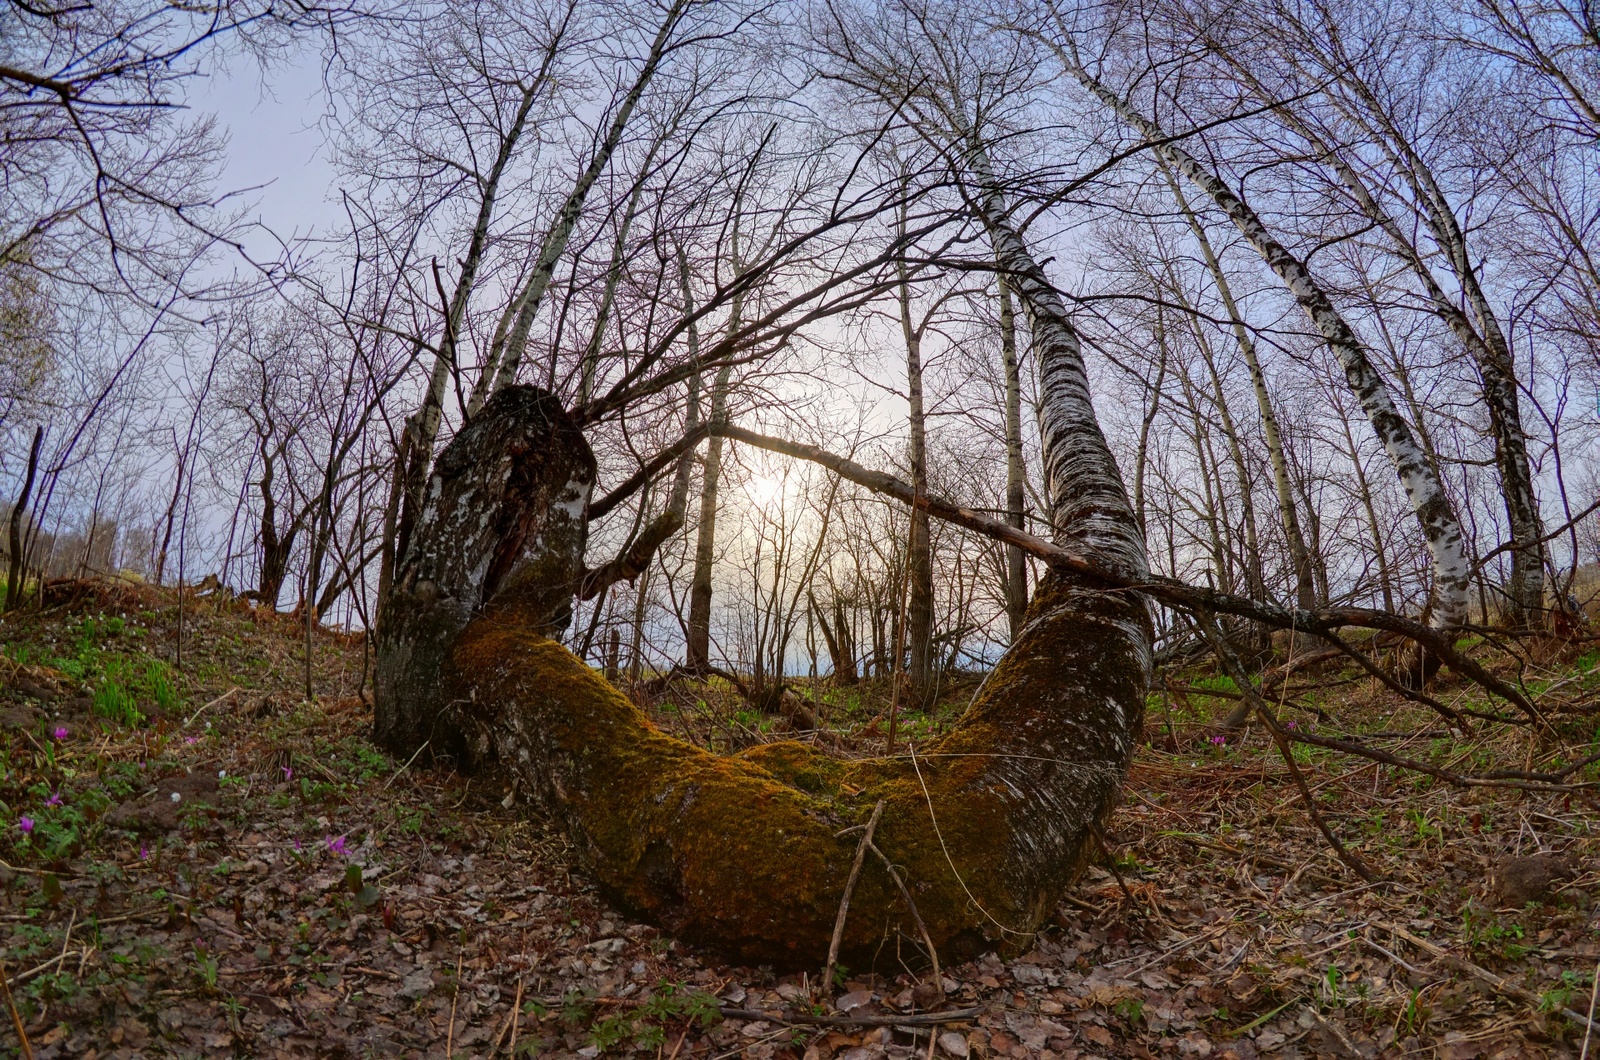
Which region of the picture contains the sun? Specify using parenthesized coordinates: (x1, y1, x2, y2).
(747, 473, 785, 507)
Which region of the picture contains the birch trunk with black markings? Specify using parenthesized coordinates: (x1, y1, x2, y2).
(1046, 39, 1471, 630)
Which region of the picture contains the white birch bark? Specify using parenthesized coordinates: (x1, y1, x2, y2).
(997, 272, 1030, 641)
(961, 137, 1149, 583)
(1045, 40, 1471, 625)
(1228, 57, 1546, 623)
(477, 0, 689, 404)
(395, 69, 554, 556)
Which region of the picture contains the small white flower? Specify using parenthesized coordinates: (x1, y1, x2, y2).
(170, 792, 182, 802)
(218, 770, 226, 778)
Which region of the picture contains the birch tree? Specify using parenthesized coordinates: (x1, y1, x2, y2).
(1032, 19, 1473, 629)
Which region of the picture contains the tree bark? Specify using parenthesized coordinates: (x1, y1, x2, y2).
(685, 363, 731, 673)
(1334, 390, 1397, 613)
(998, 272, 1029, 642)
(5, 426, 42, 611)
(373, 387, 595, 759)
(898, 268, 935, 703)
(809, 589, 859, 685)
(371, 185, 1150, 963)
(1048, 43, 1471, 627)
(477, 0, 689, 403)
(1287, 56, 1548, 628)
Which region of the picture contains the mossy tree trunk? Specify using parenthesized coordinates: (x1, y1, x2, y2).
(373, 210, 1151, 965)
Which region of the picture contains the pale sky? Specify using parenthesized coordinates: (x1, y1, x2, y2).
(199, 48, 344, 262)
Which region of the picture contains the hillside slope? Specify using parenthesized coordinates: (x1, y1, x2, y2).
(0, 580, 1595, 1058)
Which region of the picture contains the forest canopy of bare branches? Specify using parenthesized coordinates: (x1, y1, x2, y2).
(5, 0, 1597, 659)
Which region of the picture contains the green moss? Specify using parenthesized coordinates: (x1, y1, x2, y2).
(449, 570, 1146, 968)
(736, 742, 846, 797)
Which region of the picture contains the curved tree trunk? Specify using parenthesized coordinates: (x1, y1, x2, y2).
(373, 209, 1150, 965)
(373, 387, 595, 759)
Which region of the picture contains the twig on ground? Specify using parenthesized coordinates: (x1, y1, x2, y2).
(183, 687, 239, 729)
(1089, 822, 1138, 904)
(445, 952, 463, 1056)
(0, 859, 78, 879)
(1109, 926, 1228, 976)
(823, 799, 883, 996)
(5, 946, 79, 989)
(862, 838, 942, 998)
(1274, 728, 1600, 792)
(1308, 1006, 1361, 1054)
(0, 957, 34, 1060)
(489, 976, 524, 1057)
(1378, 922, 1600, 1033)
(1196, 610, 1378, 882)
(1358, 935, 1427, 981)
(382, 740, 431, 792)
(1581, 959, 1599, 1060)
(717, 1005, 982, 1029)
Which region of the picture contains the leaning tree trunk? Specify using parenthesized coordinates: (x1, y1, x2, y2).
(998, 273, 1030, 642)
(1161, 164, 1317, 612)
(373, 213, 1150, 967)
(1051, 48, 1471, 631)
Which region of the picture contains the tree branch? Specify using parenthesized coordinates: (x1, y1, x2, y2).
(691, 424, 1540, 722)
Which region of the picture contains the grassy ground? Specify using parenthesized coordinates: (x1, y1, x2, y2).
(0, 579, 1596, 1059)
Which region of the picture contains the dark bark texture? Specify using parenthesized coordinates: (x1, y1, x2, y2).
(373, 387, 594, 759)
(5, 426, 43, 611)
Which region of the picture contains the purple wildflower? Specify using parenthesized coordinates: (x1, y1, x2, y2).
(1285, 721, 1297, 730)
(185, 736, 198, 746)
(282, 766, 293, 781)
(45, 792, 62, 807)
(17, 817, 33, 835)
(326, 835, 348, 856)
(292, 838, 302, 852)
(1209, 735, 1227, 746)
(52, 726, 68, 740)
(139, 845, 149, 860)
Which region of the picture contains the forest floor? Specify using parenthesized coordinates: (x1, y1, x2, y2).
(0, 578, 1596, 1060)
